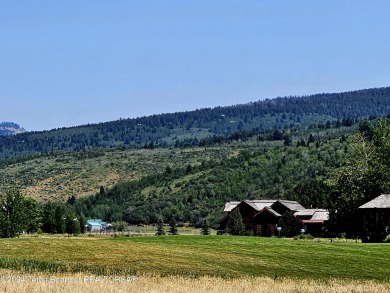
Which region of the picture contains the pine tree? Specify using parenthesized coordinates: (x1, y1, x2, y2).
(201, 219, 210, 235)
(227, 208, 246, 236)
(156, 218, 166, 236)
(277, 211, 302, 237)
(169, 217, 178, 235)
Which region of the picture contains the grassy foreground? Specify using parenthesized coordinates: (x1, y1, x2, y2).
(0, 235, 388, 281)
(0, 272, 388, 293)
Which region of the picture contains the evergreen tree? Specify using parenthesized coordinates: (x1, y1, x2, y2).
(278, 211, 302, 237)
(169, 217, 178, 235)
(54, 205, 66, 234)
(78, 213, 86, 234)
(66, 195, 76, 206)
(283, 134, 292, 146)
(201, 219, 210, 235)
(156, 218, 166, 236)
(227, 208, 246, 236)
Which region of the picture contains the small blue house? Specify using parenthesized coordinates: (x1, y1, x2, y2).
(86, 219, 106, 232)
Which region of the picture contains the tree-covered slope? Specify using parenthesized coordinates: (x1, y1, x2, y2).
(1, 86, 390, 158)
(0, 121, 358, 202)
(73, 125, 358, 228)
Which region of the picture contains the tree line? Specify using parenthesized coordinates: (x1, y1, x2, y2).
(0, 187, 87, 237)
(1, 86, 390, 158)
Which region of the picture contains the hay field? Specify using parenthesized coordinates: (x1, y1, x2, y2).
(0, 235, 389, 292)
(0, 272, 388, 293)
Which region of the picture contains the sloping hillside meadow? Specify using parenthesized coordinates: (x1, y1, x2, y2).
(0, 236, 388, 292)
(0, 146, 228, 201)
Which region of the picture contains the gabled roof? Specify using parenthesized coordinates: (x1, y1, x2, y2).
(294, 209, 316, 217)
(223, 202, 241, 212)
(359, 194, 390, 209)
(294, 209, 327, 217)
(244, 200, 277, 211)
(224, 199, 305, 213)
(257, 207, 282, 217)
(88, 222, 102, 226)
(87, 219, 106, 225)
(311, 211, 329, 221)
(276, 200, 305, 212)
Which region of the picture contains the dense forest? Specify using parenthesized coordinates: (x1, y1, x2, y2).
(1, 86, 390, 158)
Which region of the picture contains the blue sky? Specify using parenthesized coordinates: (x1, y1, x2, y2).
(1, 1, 390, 131)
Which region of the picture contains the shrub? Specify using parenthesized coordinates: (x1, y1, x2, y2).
(294, 234, 314, 240)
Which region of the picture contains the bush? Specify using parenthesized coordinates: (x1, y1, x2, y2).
(293, 234, 314, 240)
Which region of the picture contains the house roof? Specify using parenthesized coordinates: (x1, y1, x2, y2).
(260, 207, 281, 217)
(87, 219, 106, 225)
(295, 209, 316, 217)
(245, 200, 277, 211)
(359, 194, 390, 209)
(276, 200, 305, 212)
(224, 199, 305, 213)
(88, 222, 102, 226)
(223, 202, 241, 212)
(294, 209, 327, 217)
(310, 211, 329, 221)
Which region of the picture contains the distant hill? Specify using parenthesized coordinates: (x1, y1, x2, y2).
(0, 119, 357, 204)
(0, 122, 26, 136)
(0, 86, 390, 159)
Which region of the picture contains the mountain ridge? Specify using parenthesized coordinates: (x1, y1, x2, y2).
(1, 86, 390, 159)
(0, 122, 26, 136)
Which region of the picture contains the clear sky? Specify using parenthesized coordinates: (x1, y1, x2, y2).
(1, 1, 390, 131)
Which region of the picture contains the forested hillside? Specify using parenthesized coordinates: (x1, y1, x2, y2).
(68, 116, 390, 238)
(0, 120, 359, 201)
(71, 122, 361, 229)
(1, 86, 390, 158)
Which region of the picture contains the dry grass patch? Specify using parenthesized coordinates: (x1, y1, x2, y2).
(0, 270, 388, 293)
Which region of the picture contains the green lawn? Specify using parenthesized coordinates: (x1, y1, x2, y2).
(0, 236, 388, 281)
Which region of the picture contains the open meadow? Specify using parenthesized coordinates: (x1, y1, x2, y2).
(0, 235, 388, 292)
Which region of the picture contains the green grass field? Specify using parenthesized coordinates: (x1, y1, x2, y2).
(0, 235, 388, 281)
